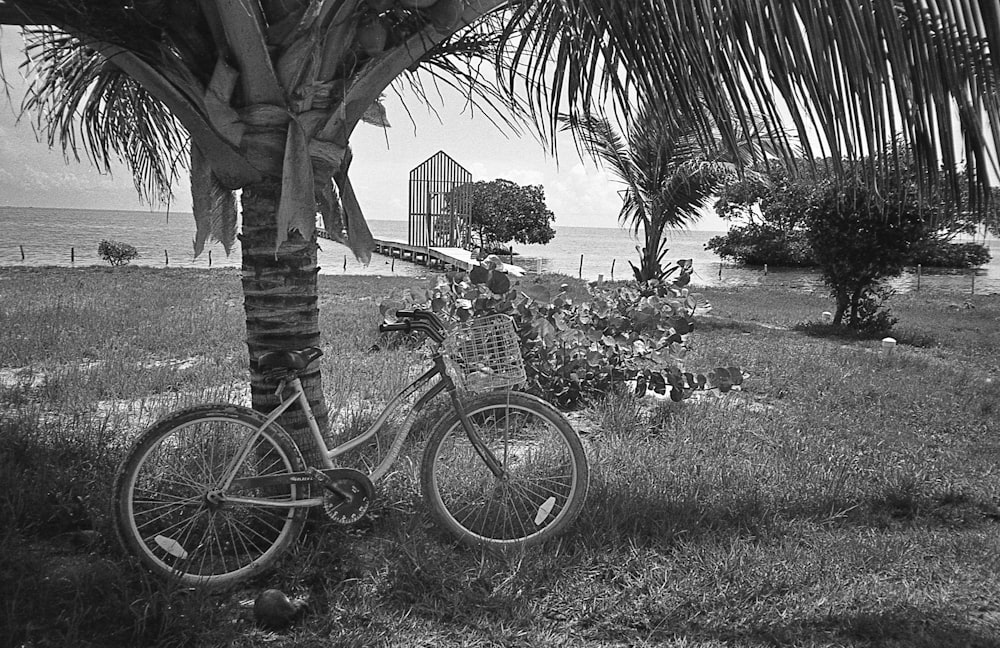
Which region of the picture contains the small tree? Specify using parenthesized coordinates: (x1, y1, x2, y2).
(465, 179, 555, 254)
(708, 167, 815, 266)
(98, 239, 139, 266)
(803, 172, 927, 328)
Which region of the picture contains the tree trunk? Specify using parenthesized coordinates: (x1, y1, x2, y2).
(848, 286, 864, 328)
(240, 179, 330, 467)
(833, 289, 849, 325)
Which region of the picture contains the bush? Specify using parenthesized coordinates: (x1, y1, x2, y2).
(97, 240, 139, 266)
(384, 260, 743, 408)
(909, 240, 991, 268)
(803, 174, 926, 328)
(705, 223, 815, 266)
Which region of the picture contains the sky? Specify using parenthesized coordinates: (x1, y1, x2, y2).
(0, 28, 728, 231)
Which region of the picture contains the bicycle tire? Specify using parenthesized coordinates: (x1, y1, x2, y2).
(421, 391, 589, 548)
(112, 404, 308, 588)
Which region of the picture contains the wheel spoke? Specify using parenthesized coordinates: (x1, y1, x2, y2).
(116, 409, 305, 587)
(423, 393, 587, 546)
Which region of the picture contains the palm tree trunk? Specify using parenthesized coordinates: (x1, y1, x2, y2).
(240, 179, 329, 467)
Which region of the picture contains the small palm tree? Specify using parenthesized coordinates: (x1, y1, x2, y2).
(563, 105, 766, 282)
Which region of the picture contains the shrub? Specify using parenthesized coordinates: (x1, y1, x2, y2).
(384, 260, 743, 408)
(98, 240, 139, 266)
(909, 240, 991, 268)
(803, 175, 926, 328)
(705, 223, 815, 266)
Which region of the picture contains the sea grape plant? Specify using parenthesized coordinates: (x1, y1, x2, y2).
(381, 258, 744, 408)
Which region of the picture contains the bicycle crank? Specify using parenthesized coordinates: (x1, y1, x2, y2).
(309, 468, 375, 524)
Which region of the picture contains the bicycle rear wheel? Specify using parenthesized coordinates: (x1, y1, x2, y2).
(421, 391, 589, 548)
(113, 404, 308, 588)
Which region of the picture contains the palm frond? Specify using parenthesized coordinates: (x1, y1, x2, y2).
(20, 27, 189, 205)
(190, 143, 237, 255)
(500, 0, 1000, 197)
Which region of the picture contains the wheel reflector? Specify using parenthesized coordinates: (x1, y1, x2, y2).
(154, 534, 189, 559)
(534, 496, 556, 525)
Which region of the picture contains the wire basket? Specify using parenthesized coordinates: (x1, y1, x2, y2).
(444, 314, 526, 392)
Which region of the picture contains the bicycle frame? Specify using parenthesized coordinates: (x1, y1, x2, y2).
(221, 350, 504, 509)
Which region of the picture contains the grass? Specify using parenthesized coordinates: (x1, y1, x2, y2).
(2, 266, 999, 647)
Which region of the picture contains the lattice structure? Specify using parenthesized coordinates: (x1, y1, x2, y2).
(409, 151, 472, 248)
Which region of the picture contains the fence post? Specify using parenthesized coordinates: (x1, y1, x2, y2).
(972, 272, 976, 295)
(71, 247, 75, 264)
(20, 245, 25, 261)
(208, 251, 212, 266)
(579, 254, 584, 279)
(610, 258, 615, 281)
(165, 250, 169, 265)
(917, 264, 921, 291)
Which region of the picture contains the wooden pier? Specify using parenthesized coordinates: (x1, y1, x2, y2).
(371, 237, 475, 271)
(317, 229, 475, 271)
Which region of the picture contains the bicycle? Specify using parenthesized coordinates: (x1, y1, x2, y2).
(112, 310, 589, 588)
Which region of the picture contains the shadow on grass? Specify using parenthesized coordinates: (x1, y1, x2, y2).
(792, 320, 894, 342)
(693, 605, 1000, 648)
(577, 479, 1000, 549)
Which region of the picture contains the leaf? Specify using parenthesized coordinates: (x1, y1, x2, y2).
(338, 174, 375, 264)
(488, 271, 511, 294)
(710, 367, 733, 393)
(316, 176, 347, 244)
(469, 265, 489, 284)
(521, 284, 552, 304)
(360, 98, 391, 128)
(276, 119, 315, 251)
(379, 300, 403, 322)
(592, 299, 610, 318)
(190, 144, 237, 256)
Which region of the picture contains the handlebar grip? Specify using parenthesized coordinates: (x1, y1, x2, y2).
(396, 309, 433, 320)
(396, 309, 445, 329)
(378, 321, 411, 334)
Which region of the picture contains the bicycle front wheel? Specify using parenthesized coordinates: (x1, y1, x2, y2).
(113, 404, 308, 588)
(421, 391, 589, 548)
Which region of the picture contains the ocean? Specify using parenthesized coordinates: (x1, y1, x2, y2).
(2, 205, 998, 294)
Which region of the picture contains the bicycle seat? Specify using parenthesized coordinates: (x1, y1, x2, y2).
(257, 347, 324, 372)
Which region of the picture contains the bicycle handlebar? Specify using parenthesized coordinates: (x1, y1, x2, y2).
(378, 309, 446, 344)
(395, 309, 446, 329)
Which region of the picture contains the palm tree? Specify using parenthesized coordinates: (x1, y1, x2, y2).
(1, 1, 997, 462)
(562, 105, 765, 282)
